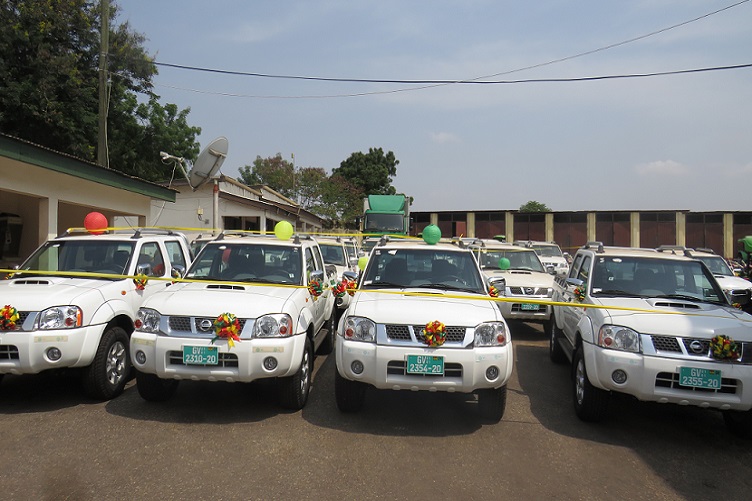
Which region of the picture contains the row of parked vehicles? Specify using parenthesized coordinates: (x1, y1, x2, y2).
(2, 226, 752, 436)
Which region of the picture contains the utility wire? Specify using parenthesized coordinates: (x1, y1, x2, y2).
(152, 0, 749, 84)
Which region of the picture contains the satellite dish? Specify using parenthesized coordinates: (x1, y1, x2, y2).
(187, 136, 229, 190)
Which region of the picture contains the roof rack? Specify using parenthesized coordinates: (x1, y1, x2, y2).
(695, 247, 716, 254)
(583, 241, 605, 253)
(656, 245, 693, 257)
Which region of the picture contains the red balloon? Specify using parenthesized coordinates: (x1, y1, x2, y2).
(84, 212, 107, 234)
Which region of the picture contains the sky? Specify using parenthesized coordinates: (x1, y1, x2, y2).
(119, 0, 752, 213)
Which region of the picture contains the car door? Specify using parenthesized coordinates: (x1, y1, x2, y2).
(560, 254, 591, 341)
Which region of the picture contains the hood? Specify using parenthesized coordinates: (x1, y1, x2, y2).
(0, 277, 109, 309)
(714, 275, 752, 292)
(349, 290, 501, 325)
(140, 282, 302, 318)
(484, 269, 554, 288)
(592, 297, 752, 341)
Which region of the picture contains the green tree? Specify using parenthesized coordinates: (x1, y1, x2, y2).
(0, 0, 199, 179)
(519, 200, 551, 212)
(331, 147, 399, 195)
(238, 154, 296, 198)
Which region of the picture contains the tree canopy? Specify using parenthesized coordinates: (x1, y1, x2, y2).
(519, 200, 551, 212)
(0, 0, 200, 180)
(238, 148, 401, 228)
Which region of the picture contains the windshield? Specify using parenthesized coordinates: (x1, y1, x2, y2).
(19, 240, 135, 278)
(361, 248, 485, 293)
(532, 245, 563, 258)
(187, 242, 302, 284)
(696, 256, 733, 277)
(364, 213, 405, 233)
(319, 243, 346, 266)
(589, 255, 727, 303)
(478, 249, 545, 272)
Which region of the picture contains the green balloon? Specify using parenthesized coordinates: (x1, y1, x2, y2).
(274, 221, 294, 240)
(358, 256, 368, 271)
(423, 225, 441, 245)
(498, 257, 511, 270)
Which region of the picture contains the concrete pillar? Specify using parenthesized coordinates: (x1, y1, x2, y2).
(430, 213, 438, 226)
(724, 213, 734, 258)
(505, 212, 514, 242)
(39, 196, 57, 241)
(587, 212, 596, 242)
(630, 212, 640, 248)
(260, 212, 267, 235)
(675, 212, 686, 247)
(545, 213, 554, 242)
(467, 212, 476, 238)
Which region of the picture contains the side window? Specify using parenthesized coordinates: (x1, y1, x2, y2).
(137, 242, 166, 277)
(576, 256, 592, 283)
(304, 247, 316, 280)
(164, 241, 187, 269)
(568, 254, 584, 279)
(312, 246, 324, 271)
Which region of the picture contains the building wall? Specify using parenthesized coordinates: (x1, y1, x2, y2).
(411, 209, 752, 258)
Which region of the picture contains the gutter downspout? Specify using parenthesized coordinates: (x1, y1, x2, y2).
(213, 179, 220, 234)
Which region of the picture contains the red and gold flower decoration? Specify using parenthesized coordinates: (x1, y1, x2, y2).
(0, 304, 20, 331)
(332, 278, 357, 298)
(573, 282, 586, 302)
(308, 278, 323, 300)
(211, 312, 241, 348)
(710, 335, 740, 360)
(133, 273, 148, 290)
(423, 320, 447, 347)
(488, 285, 500, 298)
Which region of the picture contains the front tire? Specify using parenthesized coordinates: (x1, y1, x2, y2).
(82, 326, 130, 400)
(723, 409, 752, 439)
(278, 337, 313, 410)
(549, 316, 567, 364)
(572, 346, 609, 422)
(477, 385, 507, 422)
(135, 370, 179, 402)
(334, 368, 366, 412)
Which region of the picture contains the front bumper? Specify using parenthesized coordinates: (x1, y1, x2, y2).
(498, 300, 551, 322)
(130, 332, 306, 383)
(587, 344, 752, 411)
(0, 325, 104, 374)
(335, 338, 513, 393)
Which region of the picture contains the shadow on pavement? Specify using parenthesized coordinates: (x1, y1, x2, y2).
(514, 330, 752, 501)
(0, 371, 98, 414)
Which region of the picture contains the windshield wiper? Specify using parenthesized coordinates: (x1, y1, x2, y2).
(655, 294, 720, 304)
(592, 289, 638, 297)
(366, 280, 405, 289)
(411, 283, 481, 294)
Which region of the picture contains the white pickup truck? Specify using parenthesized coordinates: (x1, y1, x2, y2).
(0, 228, 192, 399)
(131, 232, 337, 410)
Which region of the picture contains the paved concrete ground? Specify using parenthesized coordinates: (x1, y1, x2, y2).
(1, 322, 751, 500)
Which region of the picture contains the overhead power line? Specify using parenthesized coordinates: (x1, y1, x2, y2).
(143, 0, 750, 99)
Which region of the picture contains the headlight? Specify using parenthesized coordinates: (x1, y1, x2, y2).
(546, 287, 554, 297)
(36, 306, 82, 330)
(598, 325, 641, 352)
(135, 308, 161, 333)
(343, 316, 376, 343)
(253, 314, 293, 338)
(474, 322, 508, 346)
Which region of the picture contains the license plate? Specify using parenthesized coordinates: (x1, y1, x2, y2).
(520, 303, 540, 311)
(406, 355, 444, 375)
(183, 345, 219, 365)
(679, 367, 722, 389)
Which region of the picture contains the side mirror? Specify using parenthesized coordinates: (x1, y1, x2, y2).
(310, 270, 325, 283)
(489, 276, 506, 294)
(171, 264, 186, 279)
(565, 277, 584, 288)
(136, 263, 152, 277)
(727, 289, 751, 306)
(343, 270, 358, 282)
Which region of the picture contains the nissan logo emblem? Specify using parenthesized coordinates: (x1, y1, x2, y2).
(525, 287, 534, 295)
(689, 340, 704, 354)
(199, 319, 213, 332)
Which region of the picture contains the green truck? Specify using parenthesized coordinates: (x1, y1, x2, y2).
(361, 194, 411, 252)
